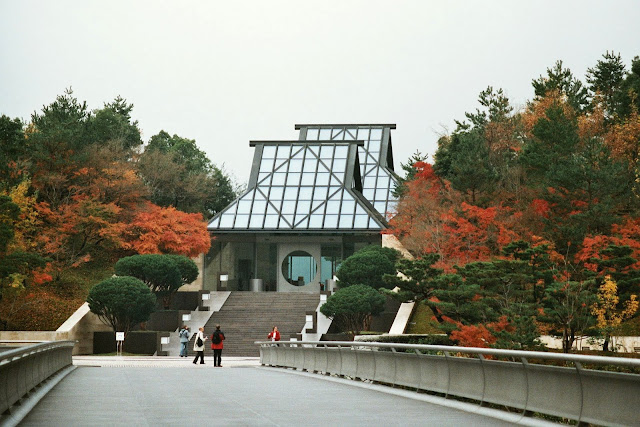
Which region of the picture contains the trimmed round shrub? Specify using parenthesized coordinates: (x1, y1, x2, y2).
(336, 250, 397, 289)
(87, 276, 156, 335)
(320, 284, 386, 335)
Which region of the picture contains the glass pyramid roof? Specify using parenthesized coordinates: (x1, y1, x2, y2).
(297, 124, 399, 217)
(208, 124, 398, 233)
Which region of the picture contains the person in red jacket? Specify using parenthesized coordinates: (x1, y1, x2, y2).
(210, 324, 225, 367)
(268, 325, 280, 342)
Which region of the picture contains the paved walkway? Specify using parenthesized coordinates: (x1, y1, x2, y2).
(19, 357, 531, 426)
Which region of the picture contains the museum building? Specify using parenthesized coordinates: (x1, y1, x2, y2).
(204, 124, 399, 293)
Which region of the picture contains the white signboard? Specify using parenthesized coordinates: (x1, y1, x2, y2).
(115, 332, 125, 341)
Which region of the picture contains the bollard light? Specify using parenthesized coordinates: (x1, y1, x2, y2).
(182, 313, 191, 322)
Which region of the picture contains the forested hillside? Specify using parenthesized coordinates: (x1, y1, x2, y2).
(390, 52, 640, 352)
(0, 90, 238, 330)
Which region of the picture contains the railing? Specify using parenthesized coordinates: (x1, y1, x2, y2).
(258, 341, 640, 426)
(0, 341, 75, 415)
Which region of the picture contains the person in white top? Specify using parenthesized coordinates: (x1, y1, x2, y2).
(192, 327, 207, 364)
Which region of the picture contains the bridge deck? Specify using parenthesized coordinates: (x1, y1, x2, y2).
(21, 358, 517, 426)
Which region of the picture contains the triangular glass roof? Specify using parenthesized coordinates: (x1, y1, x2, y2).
(208, 139, 387, 233)
(297, 124, 399, 217)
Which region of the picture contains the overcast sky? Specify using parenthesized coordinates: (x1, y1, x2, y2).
(1, 1, 639, 184)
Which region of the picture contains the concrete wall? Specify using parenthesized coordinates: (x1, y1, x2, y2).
(540, 335, 640, 353)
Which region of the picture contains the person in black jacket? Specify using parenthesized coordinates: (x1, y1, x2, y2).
(210, 324, 226, 367)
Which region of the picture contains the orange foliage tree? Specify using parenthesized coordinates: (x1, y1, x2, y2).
(124, 203, 211, 258)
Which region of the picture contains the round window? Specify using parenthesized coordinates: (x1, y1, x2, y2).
(282, 251, 317, 286)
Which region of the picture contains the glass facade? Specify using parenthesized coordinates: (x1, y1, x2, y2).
(205, 124, 398, 292)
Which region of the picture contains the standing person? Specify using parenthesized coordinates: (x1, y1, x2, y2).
(179, 325, 190, 357)
(210, 324, 225, 367)
(192, 327, 207, 365)
(268, 326, 280, 342)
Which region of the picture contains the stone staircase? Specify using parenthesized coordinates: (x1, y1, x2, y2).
(188, 292, 320, 357)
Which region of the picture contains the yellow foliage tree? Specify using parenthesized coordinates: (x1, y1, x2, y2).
(590, 276, 639, 351)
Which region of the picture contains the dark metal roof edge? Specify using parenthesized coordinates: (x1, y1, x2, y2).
(250, 140, 365, 146)
(295, 124, 397, 129)
(207, 228, 383, 234)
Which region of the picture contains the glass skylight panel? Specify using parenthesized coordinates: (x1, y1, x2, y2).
(329, 175, 342, 186)
(303, 159, 317, 173)
(374, 201, 386, 213)
(299, 187, 313, 199)
(289, 159, 303, 172)
(220, 215, 234, 228)
(258, 173, 270, 184)
(281, 201, 296, 214)
(357, 128, 370, 139)
(269, 187, 283, 200)
(324, 215, 338, 228)
(333, 159, 346, 171)
(284, 187, 298, 200)
(296, 200, 311, 213)
(307, 128, 319, 140)
(260, 158, 274, 172)
(235, 215, 249, 228)
(301, 173, 315, 185)
(309, 215, 323, 228)
(209, 217, 219, 228)
(264, 215, 278, 228)
(311, 200, 324, 211)
(339, 215, 353, 228)
(316, 173, 330, 186)
(253, 200, 267, 212)
(276, 145, 291, 158)
(370, 128, 383, 139)
(263, 145, 276, 158)
(282, 214, 294, 226)
(313, 187, 328, 200)
(286, 172, 300, 185)
(341, 199, 356, 214)
(334, 146, 348, 158)
(272, 173, 286, 185)
(295, 217, 309, 228)
(237, 200, 252, 214)
(255, 189, 267, 200)
(249, 215, 264, 228)
(354, 215, 368, 228)
(319, 145, 333, 159)
(331, 129, 343, 140)
(345, 129, 357, 140)
(326, 200, 340, 213)
(363, 189, 374, 199)
(319, 129, 331, 139)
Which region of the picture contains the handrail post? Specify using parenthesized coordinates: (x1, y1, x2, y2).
(574, 361, 585, 425)
(443, 351, 451, 399)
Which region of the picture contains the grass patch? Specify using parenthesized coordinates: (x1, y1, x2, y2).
(405, 302, 442, 334)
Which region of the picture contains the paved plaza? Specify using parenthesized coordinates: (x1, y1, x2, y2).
(17, 356, 528, 426)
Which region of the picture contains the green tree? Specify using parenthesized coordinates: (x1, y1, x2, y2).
(392, 150, 428, 198)
(164, 255, 199, 288)
(540, 280, 595, 353)
(618, 56, 640, 119)
(0, 115, 26, 191)
(114, 254, 182, 309)
(138, 131, 237, 217)
(88, 96, 142, 151)
(434, 129, 496, 204)
(320, 284, 386, 336)
(586, 51, 627, 120)
(336, 246, 398, 289)
(532, 60, 589, 112)
(87, 276, 156, 337)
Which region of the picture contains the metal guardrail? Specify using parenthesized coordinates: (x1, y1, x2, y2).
(0, 341, 75, 416)
(257, 341, 640, 426)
